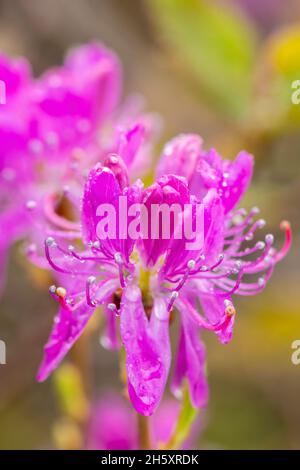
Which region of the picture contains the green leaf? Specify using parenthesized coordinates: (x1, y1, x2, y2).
(147, 0, 256, 118)
(253, 24, 300, 131)
(161, 386, 198, 450)
(53, 363, 89, 423)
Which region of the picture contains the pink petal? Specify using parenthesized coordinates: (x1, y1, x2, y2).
(162, 188, 224, 277)
(190, 149, 254, 213)
(157, 134, 202, 181)
(116, 123, 146, 167)
(86, 394, 138, 450)
(172, 313, 208, 408)
(81, 164, 121, 245)
(138, 175, 190, 268)
(37, 279, 117, 381)
(120, 285, 171, 416)
(81, 164, 141, 262)
(199, 292, 235, 344)
(0, 53, 32, 98)
(33, 42, 121, 152)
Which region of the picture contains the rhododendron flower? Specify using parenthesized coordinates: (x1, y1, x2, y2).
(86, 394, 198, 450)
(37, 141, 291, 416)
(157, 133, 253, 214)
(0, 44, 158, 291)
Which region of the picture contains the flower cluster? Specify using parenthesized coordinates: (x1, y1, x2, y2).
(0, 43, 158, 291)
(0, 44, 291, 420)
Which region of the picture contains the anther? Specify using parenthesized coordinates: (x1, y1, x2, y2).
(256, 241, 265, 250)
(56, 287, 67, 298)
(234, 261, 242, 271)
(257, 219, 266, 229)
(224, 299, 236, 316)
(265, 234, 274, 245)
(114, 252, 123, 265)
(280, 220, 291, 231)
(187, 259, 196, 270)
(108, 303, 117, 311)
(87, 276, 96, 285)
(167, 291, 179, 312)
(45, 237, 56, 247)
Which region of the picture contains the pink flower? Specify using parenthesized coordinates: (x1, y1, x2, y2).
(86, 394, 197, 450)
(36, 145, 291, 416)
(157, 134, 254, 214)
(0, 44, 158, 291)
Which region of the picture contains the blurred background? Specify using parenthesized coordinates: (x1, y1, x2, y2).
(0, 0, 300, 450)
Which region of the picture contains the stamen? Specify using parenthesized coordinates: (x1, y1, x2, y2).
(45, 239, 102, 275)
(56, 287, 67, 298)
(276, 221, 292, 262)
(114, 252, 126, 288)
(231, 241, 265, 258)
(216, 268, 244, 296)
(224, 299, 236, 316)
(45, 236, 56, 247)
(187, 259, 196, 270)
(173, 259, 198, 293)
(87, 276, 96, 285)
(92, 240, 101, 250)
(49, 285, 57, 300)
(178, 297, 232, 332)
(86, 278, 97, 307)
(210, 254, 224, 271)
(226, 207, 260, 235)
(167, 291, 179, 312)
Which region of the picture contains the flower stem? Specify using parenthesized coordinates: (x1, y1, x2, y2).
(137, 413, 152, 450)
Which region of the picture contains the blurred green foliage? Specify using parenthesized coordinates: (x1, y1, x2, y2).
(148, 0, 256, 118)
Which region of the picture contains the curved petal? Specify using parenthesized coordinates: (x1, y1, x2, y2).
(172, 312, 208, 408)
(220, 151, 254, 213)
(0, 53, 32, 99)
(156, 134, 202, 181)
(120, 285, 171, 416)
(116, 123, 146, 167)
(199, 289, 235, 344)
(65, 42, 122, 122)
(82, 164, 141, 262)
(0, 204, 31, 293)
(86, 394, 138, 450)
(190, 149, 254, 213)
(81, 164, 121, 245)
(162, 188, 224, 278)
(33, 42, 121, 153)
(138, 175, 190, 268)
(37, 279, 117, 381)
